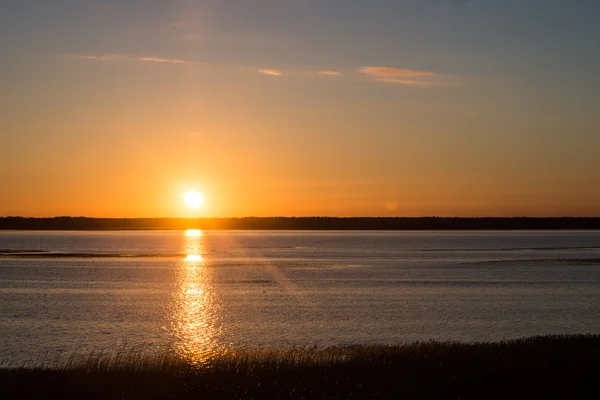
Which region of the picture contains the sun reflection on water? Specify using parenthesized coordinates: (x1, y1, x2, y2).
(184, 229, 203, 237)
(184, 254, 203, 262)
(169, 231, 223, 366)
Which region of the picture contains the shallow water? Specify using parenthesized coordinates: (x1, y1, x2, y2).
(1, 230, 599, 367)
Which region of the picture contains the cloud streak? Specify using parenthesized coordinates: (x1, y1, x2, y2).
(376, 78, 434, 87)
(361, 66, 439, 87)
(259, 69, 283, 76)
(137, 56, 186, 64)
(77, 54, 187, 64)
(360, 66, 435, 78)
(77, 54, 123, 61)
(317, 71, 341, 76)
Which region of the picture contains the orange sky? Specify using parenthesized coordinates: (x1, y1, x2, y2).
(1, 1, 599, 217)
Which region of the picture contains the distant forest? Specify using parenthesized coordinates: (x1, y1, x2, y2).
(1, 217, 600, 230)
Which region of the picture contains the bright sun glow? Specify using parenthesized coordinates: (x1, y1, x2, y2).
(184, 191, 203, 208)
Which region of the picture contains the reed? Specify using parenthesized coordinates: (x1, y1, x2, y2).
(2, 335, 599, 399)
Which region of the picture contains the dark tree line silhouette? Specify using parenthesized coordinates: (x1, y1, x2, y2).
(1, 216, 600, 230)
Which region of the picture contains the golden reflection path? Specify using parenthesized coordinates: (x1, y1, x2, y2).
(170, 229, 223, 365)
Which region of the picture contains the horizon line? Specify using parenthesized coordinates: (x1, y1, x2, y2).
(3, 216, 600, 219)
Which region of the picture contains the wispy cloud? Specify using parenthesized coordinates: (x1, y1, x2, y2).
(77, 54, 122, 61)
(137, 56, 186, 64)
(259, 69, 283, 76)
(317, 71, 341, 76)
(361, 66, 441, 87)
(376, 78, 434, 87)
(360, 66, 435, 78)
(77, 54, 188, 64)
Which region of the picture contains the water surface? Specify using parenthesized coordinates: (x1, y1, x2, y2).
(1, 230, 599, 366)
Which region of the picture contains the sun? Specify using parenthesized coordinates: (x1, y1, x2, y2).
(184, 191, 204, 208)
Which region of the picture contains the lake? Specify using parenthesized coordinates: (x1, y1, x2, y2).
(1, 230, 599, 367)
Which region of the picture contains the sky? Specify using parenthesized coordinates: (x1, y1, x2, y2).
(1, 0, 599, 218)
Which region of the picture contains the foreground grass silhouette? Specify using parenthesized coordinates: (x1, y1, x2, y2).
(2, 335, 599, 399)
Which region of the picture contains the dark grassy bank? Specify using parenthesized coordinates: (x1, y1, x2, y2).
(2, 335, 599, 399)
(2, 216, 600, 230)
